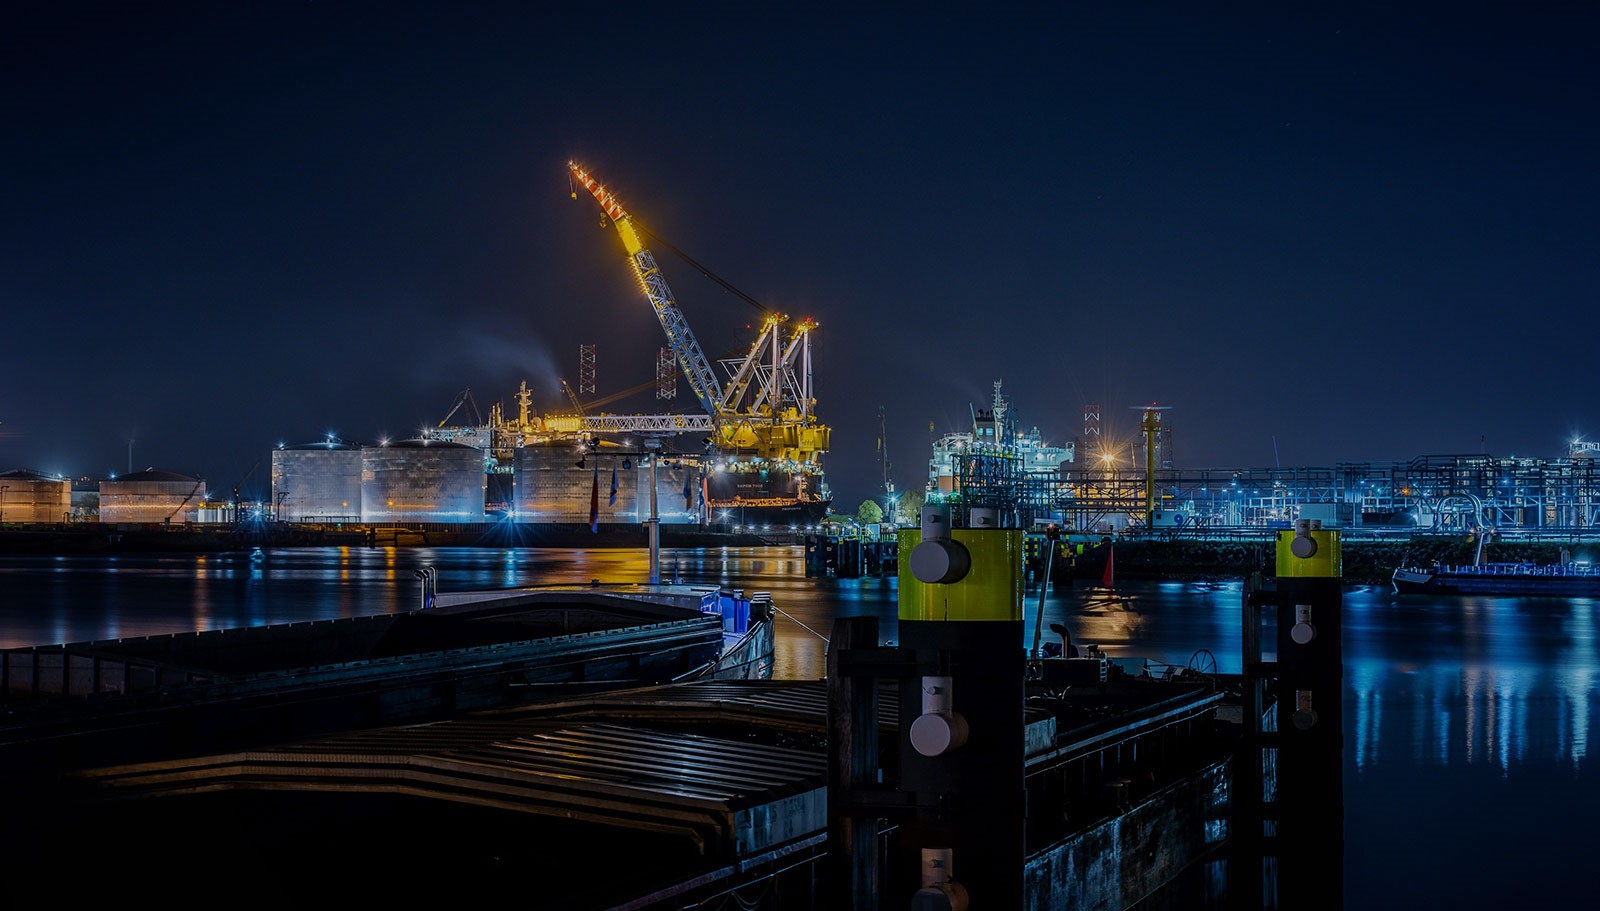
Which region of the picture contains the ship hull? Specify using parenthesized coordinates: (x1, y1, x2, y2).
(707, 498, 833, 528)
(1392, 565, 1600, 597)
(705, 463, 830, 527)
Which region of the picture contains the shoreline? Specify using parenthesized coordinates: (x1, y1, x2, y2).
(0, 521, 783, 554)
(4, 524, 1595, 589)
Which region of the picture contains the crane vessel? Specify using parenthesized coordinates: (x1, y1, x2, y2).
(566, 162, 832, 527)
(414, 163, 831, 529)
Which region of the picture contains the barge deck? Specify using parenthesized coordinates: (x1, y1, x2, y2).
(22, 673, 1235, 908)
(0, 583, 771, 785)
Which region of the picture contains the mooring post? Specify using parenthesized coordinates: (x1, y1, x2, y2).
(1273, 519, 1345, 907)
(1236, 521, 1346, 909)
(826, 615, 881, 911)
(894, 503, 1025, 908)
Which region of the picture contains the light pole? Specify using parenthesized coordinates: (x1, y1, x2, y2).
(0, 485, 8, 523)
(645, 438, 662, 584)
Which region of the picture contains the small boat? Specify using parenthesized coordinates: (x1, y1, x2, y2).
(1391, 561, 1600, 597)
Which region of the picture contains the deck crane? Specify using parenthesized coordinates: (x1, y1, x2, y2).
(568, 163, 723, 423)
(566, 160, 830, 535)
(559, 378, 587, 417)
(437, 388, 483, 429)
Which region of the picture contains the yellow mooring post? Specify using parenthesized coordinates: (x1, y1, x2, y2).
(882, 504, 1026, 908)
(896, 522, 1023, 623)
(1271, 518, 1345, 908)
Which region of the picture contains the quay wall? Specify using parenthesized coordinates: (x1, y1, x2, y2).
(1025, 758, 1230, 911)
(1107, 537, 1591, 585)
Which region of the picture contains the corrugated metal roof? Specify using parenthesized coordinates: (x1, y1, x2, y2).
(76, 680, 834, 856)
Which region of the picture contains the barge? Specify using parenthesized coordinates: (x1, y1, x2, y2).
(25, 671, 1234, 907)
(1391, 561, 1600, 596)
(0, 582, 773, 785)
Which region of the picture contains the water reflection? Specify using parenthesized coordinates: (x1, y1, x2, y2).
(1345, 596, 1598, 776)
(6, 550, 1596, 768)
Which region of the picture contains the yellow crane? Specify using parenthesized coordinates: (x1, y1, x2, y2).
(566, 162, 829, 466)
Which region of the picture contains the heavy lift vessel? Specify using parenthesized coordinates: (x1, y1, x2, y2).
(422, 165, 832, 526)
(567, 162, 832, 525)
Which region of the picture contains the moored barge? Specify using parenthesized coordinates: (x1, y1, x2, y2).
(1392, 561, 1600, 596)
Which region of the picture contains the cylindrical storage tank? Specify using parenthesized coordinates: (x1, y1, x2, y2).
(99, 468, 207, 524)
(0, 469, 72, 524)
(361, 440, 485, 523)
(514, 441, 637, 524)
(272, 441, 363, 521)
(512, 444, 701, 525)
(639, 455, 701, 525)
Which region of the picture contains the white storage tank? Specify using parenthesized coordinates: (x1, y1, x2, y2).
(513, 441, 618, 524)
(272, 441, 363, 521)
(0, 469, 72, 524)
(640, 454, 701, 525)
(513, 443, 700, 525)
(361, 439, 485, 523)
(99, 468, 206, 524)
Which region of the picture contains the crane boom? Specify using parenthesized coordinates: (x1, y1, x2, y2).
(437, 388, 482, 428)
(560, 379, 586, 416)
(568, 162, 723, 420)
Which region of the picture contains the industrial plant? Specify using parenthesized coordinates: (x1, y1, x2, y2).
(925, 385, 1600, 537)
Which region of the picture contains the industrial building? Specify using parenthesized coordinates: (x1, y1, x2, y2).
(936, 404, 1600, 536)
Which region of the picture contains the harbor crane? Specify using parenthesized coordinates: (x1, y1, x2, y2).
(568, 163, 723, 421)
(567, 162, 827, 464)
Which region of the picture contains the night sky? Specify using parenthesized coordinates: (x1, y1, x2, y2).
(4, 2, 1597, 510)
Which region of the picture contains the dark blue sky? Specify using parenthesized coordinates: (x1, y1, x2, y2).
(3, 2, 1597, 508)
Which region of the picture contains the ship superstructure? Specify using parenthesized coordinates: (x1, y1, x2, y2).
(928, 377, 1075, 521)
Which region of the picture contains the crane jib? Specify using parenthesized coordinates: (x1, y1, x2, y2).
(569, 163, 627, 222)
(571, 165, 722, 414)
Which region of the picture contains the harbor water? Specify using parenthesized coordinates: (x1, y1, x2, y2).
(1, 545, 1594, 908)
